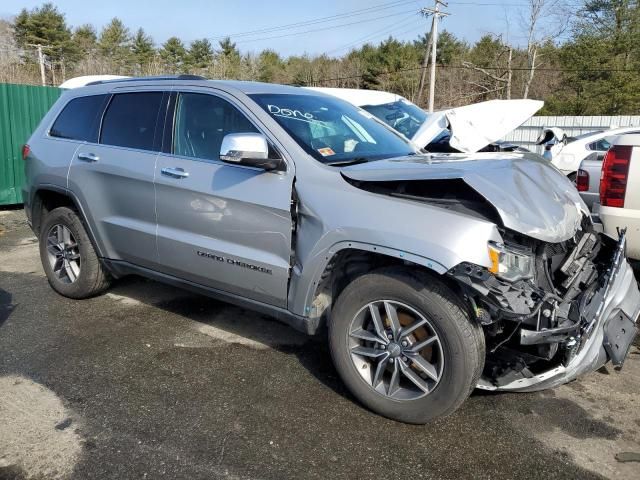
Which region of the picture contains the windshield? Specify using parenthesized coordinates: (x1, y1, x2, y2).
(249, 93, 417, 165)
(361, 100, 427, 139)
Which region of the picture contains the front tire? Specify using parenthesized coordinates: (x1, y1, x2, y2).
(39, 206, 112, 299)
(329, 267, 485, 424)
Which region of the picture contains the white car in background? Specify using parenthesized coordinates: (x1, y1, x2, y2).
(306, 87, 543, 154)
(598, 134, 640, 261)
(537, 126, 640, 178)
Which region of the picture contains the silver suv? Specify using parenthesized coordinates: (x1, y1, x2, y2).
(23, 76, 640, 424)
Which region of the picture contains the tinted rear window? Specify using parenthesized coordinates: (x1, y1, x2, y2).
(100, 92, 164, 151)
(50, 94, 109, 142)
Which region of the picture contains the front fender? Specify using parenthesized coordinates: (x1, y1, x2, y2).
(285, 165, 504, 317)
(287, 218, 502, 317)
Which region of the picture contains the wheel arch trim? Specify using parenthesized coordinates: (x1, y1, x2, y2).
(31, 184, 106, 259)
(294, 240, 447, 318)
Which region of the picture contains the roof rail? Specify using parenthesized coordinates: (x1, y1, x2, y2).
(85, 74, 207, 86)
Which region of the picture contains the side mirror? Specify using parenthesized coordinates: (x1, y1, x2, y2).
(219, 133, 285, 172)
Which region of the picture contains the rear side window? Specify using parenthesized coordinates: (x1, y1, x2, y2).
(50, 94, 109, 142)
(101, 92, 164, 151)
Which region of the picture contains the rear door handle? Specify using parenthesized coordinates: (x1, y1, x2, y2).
(77, 152, 99, 162)
(161, 167, 189, 179)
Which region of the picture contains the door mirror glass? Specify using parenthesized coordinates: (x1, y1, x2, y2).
(220, 133, 285, 171)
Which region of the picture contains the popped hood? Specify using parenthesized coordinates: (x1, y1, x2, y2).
(413, 99, 544, 153)
(342, 152, 588, 243)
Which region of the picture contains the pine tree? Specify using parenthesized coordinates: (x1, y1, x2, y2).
(257, 50, 283, 83)
(187, 39, 214, 71)
(218, 37, 241, 78)
(131, 28, 155, 72)
(13, 3, 73, 63)
(98, 18, 131, 73)
(552, 0, 640, 114)
(73, 24, 97, 56)
(160, 37, 186, 73)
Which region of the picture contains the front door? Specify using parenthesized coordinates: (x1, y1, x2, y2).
(69, 90, 167, 268)
(154, 91, 294, 308)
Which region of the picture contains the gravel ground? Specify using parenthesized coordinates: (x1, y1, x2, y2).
(1, 207, 639, 480)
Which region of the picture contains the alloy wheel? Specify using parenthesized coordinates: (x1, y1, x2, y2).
(46, 224, 81, 284)
(348, 300, 444, 400)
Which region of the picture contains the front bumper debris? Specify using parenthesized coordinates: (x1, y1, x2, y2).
(477, 230, 640, 392)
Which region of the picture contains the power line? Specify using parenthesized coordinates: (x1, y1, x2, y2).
(231, 9, 420, 44)
(324, 15, 421, 55)
(448, 1, 584, 6)
(448, 1, 532, 5)
(208, 0, 418, 41)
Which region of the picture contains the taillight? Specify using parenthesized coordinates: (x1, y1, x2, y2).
(576, 169, 589, 192)
(600, 145, 632, 208)
(22, 144, 30, 161)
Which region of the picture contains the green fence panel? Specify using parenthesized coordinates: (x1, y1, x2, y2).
(0, 83, 62, 205)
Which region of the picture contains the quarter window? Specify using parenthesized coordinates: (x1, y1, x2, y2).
(173, 93, 258, 161)
(100, 92, 164, 151)
(50, 94, 109, 142)
(587, 139, 611, 152)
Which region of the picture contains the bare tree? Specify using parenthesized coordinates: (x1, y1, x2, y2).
(520, 0, 568, 99)
(462, 35, 514, 100)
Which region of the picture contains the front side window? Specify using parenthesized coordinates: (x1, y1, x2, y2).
(250, 93, 416, 165)
(361, 100, 427, 140)
(173, 93, 258, 161)
(50, 94, 109, 142)
(100, 92, 164, 151)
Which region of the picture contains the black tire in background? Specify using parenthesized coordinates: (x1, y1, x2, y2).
(39, 206, 112, 299)
(329, 267, 485, 424)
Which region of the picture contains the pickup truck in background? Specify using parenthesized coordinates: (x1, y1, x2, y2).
(598, 134, 640, 262)
(576, 152, 604, 211)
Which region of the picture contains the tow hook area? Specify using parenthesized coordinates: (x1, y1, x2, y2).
(603, 311, 638, 368)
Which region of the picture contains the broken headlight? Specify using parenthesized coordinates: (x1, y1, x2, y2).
(488, 241, 535, 282)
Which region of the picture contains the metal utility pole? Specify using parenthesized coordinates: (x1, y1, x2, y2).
(418, 1, 449, 112)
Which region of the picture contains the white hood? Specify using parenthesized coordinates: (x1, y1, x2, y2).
(413, 99, 544, 153)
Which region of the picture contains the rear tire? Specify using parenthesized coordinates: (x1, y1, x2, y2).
(39, 206, 112, 299)
(329, 267, 485, 424)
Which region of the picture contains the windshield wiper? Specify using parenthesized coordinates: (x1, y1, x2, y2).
(325, 157, 371, 167)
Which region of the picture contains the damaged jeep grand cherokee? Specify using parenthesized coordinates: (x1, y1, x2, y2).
(24, 77, 640, 424)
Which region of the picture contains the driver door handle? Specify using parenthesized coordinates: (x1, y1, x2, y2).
(161, 167, 189, 179)
(77, 152, 99, 162)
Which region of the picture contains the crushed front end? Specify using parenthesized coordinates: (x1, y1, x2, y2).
(449, 219, 640, 391)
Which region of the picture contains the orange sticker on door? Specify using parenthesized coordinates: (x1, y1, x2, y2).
(317, 147, 335, 156)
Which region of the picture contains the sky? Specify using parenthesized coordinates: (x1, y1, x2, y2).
(2, 0, 546, 57)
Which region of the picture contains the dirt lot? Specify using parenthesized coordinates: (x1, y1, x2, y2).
(1, 207, 639, 480)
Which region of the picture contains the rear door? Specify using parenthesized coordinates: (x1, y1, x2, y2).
(69, 88, 167, 268)
(39, 93, 110, 198)
(154, 89, 294, 307)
